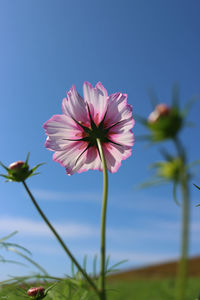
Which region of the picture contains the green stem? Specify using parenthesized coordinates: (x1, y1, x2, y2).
(176, 173, 190, 300)
(22, 180, 99, 296)
(174, 138, 190, 300)
(96, 138, 108, 300)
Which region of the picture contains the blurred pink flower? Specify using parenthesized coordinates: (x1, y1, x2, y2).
(43, 82, 134, 175)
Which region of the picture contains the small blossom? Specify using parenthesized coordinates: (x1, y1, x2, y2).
(27, 287, 45, 299)
(0, 153, 44, 182)
(43, 82, 134, 175)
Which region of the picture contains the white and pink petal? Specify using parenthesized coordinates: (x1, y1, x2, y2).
(62, 85, 88, 124)
(108, 131, 134, 147)
(102, 143, 132, 173)
(83, 82, 108, 125)
(53, 141, 89, 175)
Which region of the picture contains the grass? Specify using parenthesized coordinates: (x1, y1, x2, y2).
(1, 277, 200, 299)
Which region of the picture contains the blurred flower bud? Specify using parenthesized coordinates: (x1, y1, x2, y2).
(148, 104, 170, 123)
(147, 104, 182, 141)
(0, 153, 44, 182)
(27, 287, 45, 299)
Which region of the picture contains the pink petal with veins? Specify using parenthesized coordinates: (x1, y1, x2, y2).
(83, 82, 108, 125)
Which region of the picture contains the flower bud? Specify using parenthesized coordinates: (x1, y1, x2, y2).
(156, 103, 170, 116)
(147, 103, 182, 141)
(148, 104, 170, 124)
(0, 153, 44, 182)
(7, 160, 29, 182)
(9, 161, 25, 170)
(27, 287, 45, 299)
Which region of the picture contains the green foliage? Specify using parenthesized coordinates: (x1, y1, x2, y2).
(0, 232, 47, 275)
(1, 277, 200, 300)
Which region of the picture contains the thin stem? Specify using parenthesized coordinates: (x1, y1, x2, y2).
(22, 180, 99, 296)
(174, 139, 190, 300)
(96, 138, 108, 300)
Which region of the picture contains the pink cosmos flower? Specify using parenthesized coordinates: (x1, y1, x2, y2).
(43, 82, 134, 175)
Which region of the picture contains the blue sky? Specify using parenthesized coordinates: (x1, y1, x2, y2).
(1, 0, 200, 280)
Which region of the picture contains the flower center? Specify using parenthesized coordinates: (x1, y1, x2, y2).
(84, 125, 108, 146)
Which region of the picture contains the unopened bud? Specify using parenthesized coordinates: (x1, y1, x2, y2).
(148, 103, 170, 123)
(9, 161, 25, 170)
(27, 287, 45, 299)
(156, 104, 170, 116)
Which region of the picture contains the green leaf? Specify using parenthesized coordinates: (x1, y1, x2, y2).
(0, 231, 18, 242)
(194, 184, 200, 190)
(106, 259, 128, 273)
(188, 160, 200, 169)
(2, 242, 32, 255)
(7, 247, 48, 275)
(0, 161, 9, 171)
(92, 254, 98, 278)
(159, 148, 173, 161)
(31, 163, 45, 173)
(0, 174, 12, 180)
(137, 178, 167, 189)
(83, 255, 87, 271)
(0, 257, 27, 267)
(25, 152, 30, 164)
(182, 96, 198, 117)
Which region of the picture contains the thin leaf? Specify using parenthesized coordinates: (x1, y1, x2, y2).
(182, 96, 198, 117)
(194, 184, 200, 190)
(187, 160, 200, 169)
(106, 259, 128, 273)
(45, 282, 57, 294)
(0, 161, 9, 171)
(0, 258, 27, 267)
(105, 255, 110, 272)
(93, 254, 98, 278)
(0, 274, 61, 285)
(0, 174, 12, 180)
(0, 231, 18, 243)
(137, 178, 167, 189)
(7, 247, 48, 275)
(31, 163, 45, 172)
(159, 148, 173, 161)
(2, 242, 32, 255)
(25, 152, 30, 164)
(83, 255, 87, 271)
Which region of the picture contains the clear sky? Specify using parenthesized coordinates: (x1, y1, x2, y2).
(0, 0, 200, 280)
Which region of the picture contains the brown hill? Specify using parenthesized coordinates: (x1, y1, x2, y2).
(108, 256, 200, 281)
